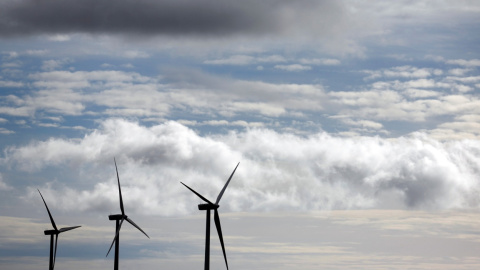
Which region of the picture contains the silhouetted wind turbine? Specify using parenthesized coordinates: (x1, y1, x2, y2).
(38, 189, 81, 270)
(181, 162, 239, 270)
(106, 158, 149, 270)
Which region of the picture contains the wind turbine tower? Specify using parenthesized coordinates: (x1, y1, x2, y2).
(181, 162, 239, 270)
(106, 158, 150, 270)
(38, 189, 81, 270)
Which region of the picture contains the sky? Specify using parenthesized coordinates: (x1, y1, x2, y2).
(0, 0, 480, 269)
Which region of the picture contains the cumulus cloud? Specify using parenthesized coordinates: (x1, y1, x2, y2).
(4, 119, 480, 215)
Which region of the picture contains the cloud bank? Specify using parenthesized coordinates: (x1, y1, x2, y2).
(3, 119, 480, 215)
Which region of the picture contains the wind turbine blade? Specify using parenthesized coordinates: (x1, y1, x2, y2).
(180, 182, 213, 205)
(59, 226, 81, 233)
(214, 209, 228, 270)
(53, 234, 58, 270)
(106, 217, 125, 257)
(114, 158, 125, 215)
(37, 189, 58, 231)
(215, 162, 239, 205)
(125, 217, 150, 239)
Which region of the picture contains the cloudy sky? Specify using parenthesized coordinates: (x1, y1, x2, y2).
(1, 0, 480, 269)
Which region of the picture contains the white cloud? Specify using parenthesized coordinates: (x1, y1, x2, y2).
(184, 119, 265, 128)
(403, 89, 441, 98)
(41, 59, 71, 71)
(341, 119, 384, 130)
(387, 54, 413, 61)
(363, 66, 441, 80)
(0, 80, 23, 87)
(299, 58, 341, 65)
(328, 87, 480, 125)
(257, 55, 287, 63)
(1, 61, 22, 69)
(122, 63, 135, 68)
(405, 78, 437, 88)
(1, 65, 479, 138)
(204, 55, 286, 65)
(204, 55, 255, 65)
(4, 119, 480, 215)
(36, 122, 60, 128)
(124, 50, 150, 59)
(448, 68, 472, 76)
(164, 69, 327, 116)
(454, 84, 473, 93)
(0, 106, 34, 117)
(47, 34, 72, 42)
(436, 121, 480, 136)
(274, 64, 311, 72)
(456, 114, 480, 122)
(25, 49, 49, 56)
(445, 75, 480, 84)
(0, 173, 12, 190)
(30, 70, 151, 88)
(2, 51, 19, 59)
(426, 128, 480, 141)
(0, 127, 14, 134)
(1, 69, 330, 119)
(446, 59, 480, 67)
(230, 102, 286, 117)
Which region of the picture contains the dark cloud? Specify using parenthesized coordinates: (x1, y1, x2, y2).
(0, 0, 340, 37)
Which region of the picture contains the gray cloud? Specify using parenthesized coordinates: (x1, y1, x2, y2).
(0, 0, 341, 37)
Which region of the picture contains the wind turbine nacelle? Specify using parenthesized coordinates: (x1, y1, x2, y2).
(109, 214, 125, 220)
(44, 229, 58, 235)
(198, 204, 219, 211)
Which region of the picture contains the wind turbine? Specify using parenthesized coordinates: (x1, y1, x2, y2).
(181, 162, 239, 270)
(38, 189, 81, 270)
(106, 158, 149, 270)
